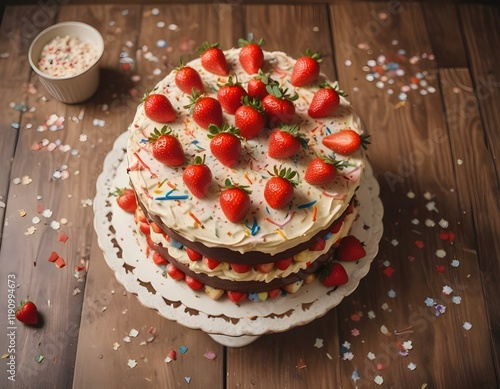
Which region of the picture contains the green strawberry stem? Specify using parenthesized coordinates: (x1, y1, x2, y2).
(148, 125, 175, 143)
(267, 165, 299, 187)
(224, 178, 252, 194)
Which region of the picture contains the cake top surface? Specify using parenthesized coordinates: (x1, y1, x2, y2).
(127, 48, 365, 255)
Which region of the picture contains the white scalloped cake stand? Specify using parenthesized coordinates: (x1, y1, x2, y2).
(94, 132, 384, 347)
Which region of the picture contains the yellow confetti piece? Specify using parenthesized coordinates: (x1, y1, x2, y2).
(276, 229, 287, 240)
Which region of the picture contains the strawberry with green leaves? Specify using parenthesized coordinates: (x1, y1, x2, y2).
(264, 165, 298, 209)
(197, 42, 228, 76)
(143, 92, 176, 123)
(268, 124, 308, 159)
(175, 57, 204, 94)
(322, 129, 371, 155)
(16, 300, 39, 325)
(217, 75, 248, 114)
(262, 83, 298, 127)
(336, 235, 366, 261)
(148, 126, 185, 166)
(319, 261, 348, 287)
(234, 97, 266, 139)
(112, 187, 137, 213)
(238, 37, 265, 75)
(185, 90, 223, 129)
(304, 155, 350, 185)
(247, 70, 272, 101)
(291, 49, 322, 87)
(208, 124, 242, 168)
(182, 155, 212, 198)
(308, 82, 344, 118)
(219, 178, 251, 223)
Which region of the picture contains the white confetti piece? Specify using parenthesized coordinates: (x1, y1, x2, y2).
(123, 336, 131, 343)
(388, 289, 396, 298)
(452, 296, 462, 304)
(380, 325, 389, 334)
(407, 191, 415, 198)
(342, 341, 351, 350)
(451, 259, 460, 267)
(407, 362, 417, 371)
(50, 220, 61, 230)
(435, 249, 446, 258)
(423, 191, 433, 200)
(442, 285, 453, 295)
(129, 328, 139, 337)
(426, 201, 438, 212)
(113, 342, 120, 350)
(342, 352, 354, 361)
(390, 239, 399, 246)
(81, 199, 93, 207)
(381, 303, 390, 311)
(185, 377, 191, 384)
(367, 310, 376, 319)
(438, 218, 449, 228)
(463, 322, 472, 330)
(151, 8, 159, 15)
(127, 359, 137, 368)
(374, 375, 384, 385)
(402, 341, 413, 350)
(425, 219, 435, 227)
(0, 201, 5, 208)
(457, 159, 463, 165)
(367, 352, 376, 360)
(32, 216, 40, 224)
(22, 176, 33, 185)
(79, 134, 88, 142)
(42, 209, 53, 218)
(314, 338, 323, 349)
(24, 226, 36, 235)
(411, 218, 420, 225)
(425, 297, 435, 307)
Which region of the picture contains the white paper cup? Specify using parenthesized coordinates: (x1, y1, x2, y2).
(28, 21, 104, 104)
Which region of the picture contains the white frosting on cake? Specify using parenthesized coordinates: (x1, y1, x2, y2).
(127, 48, 365, 255)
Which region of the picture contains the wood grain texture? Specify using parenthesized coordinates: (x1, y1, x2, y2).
(330, 1, 497, 387)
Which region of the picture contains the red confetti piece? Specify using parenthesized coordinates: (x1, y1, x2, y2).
(436, 265, 445, 273)
(448, 231, 455, 242)
(55, 257, 66, 268)
(439, 232, 449, 240)
(48, 251, 59, 262)
(168, 350, 177, 360)
(415, 240, 424, 249)
(350, 313, 361, 322)
(59, 233, 69, 243)
(383, 266, 395, 277)
(37, 202, 44, 213)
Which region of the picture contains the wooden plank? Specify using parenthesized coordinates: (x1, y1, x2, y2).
(459, 4, 500, 334)
(329, 1, 497, 387)
(422, 3, 467, 68)
(225, 4, 343, 389)
(439, 67, 500, 379)
(0, 5, 48, 239)
(73, 4, 227, 387)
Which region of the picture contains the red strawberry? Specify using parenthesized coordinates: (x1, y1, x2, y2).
(234, 97, 266, 139)
(275, 257, 293, 270)
(208, 124, 242, 168)
(256, 262, 274, 273)
(143, 93, 177, 123)
(264, 165, 298, 209)
(182, 155, 212, 198)
(336, 235, 366, 261)
(238, 38, 265, 75)
(262, 83, 298, 127)
(322, 129, 371, 155)
(175, 58, 204, 94)
(268, 124, 308, 159)
(268, 289, 281, 299)
(230, 263, 251, 273)
(204, 257, 221, 270)
(197, 42, 228, 76)
(247, 70, 272, 100)
(219, 178, 251, 223)
(185, 90, 223, 129)
(308, 83, 342, 118)
(112, 187, 137, 213)
(153, 251, 169, 265)
(185, 276, 204, 290)
(320, 262, 348, 287)
(186, 247, 202, 261)
(304, 156, 349, 185)
(16, 300, 38, 325)
(166, 263, 185, 280)
(309, 238, 326, 251)
(217, 75, 248, 114)
(148, 126, 185, 166)
(227, 291, 248, 304)
(291, 49, 322, 87)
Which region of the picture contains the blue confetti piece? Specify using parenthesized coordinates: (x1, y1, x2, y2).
(248, 292, 259, 302)
(326, 126, 332, 135)
(140, 138, 148, 144)
(351, 370, 360, 382)
(424, 297, 435, 307)
(245, 217, 260, 236)
(157, 39, 168, 48)
(155, 194, 189, 201)
(184, 377, 191, 383)
(11, 122, 20, 129)
(170, 239, 183, 249)
(179, 345, 188, 354)
(297, 200, 317, 209)
(324, 232, 332, 240)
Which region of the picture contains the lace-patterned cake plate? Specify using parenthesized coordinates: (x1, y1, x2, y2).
(94, 131, 384, 346)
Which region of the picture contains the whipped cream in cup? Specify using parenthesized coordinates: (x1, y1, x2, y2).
(28, 22, 104, 104)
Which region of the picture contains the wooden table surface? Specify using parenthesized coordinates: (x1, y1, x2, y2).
(0, 2, 499, 388)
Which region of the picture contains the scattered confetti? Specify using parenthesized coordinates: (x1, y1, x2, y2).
(113, 342, 120, 350)
(203, 351, 216, 360)
(435, 249, 446, 258)
(438, 218, 449, 228)
(425, 219, 435, 227)
(388, 289, 396, 298)
(463, 322, 472, 330)
(442, 285, 453, 295)
(367, 352, 376, 360)
(129, 328, 139, 337)
(35, 354, 44, 363)
(452, 296, 462, 304)
(435, 304, 446, 316)
(185, 377, 191, 384)
(425, 297, 435, 307)
(390, 239, 399, 246)
(451, 259, 460, 267)
(351, 328, 360, 336)
(351, 370, 360, 382)
(127, 359, 137, 368)
(367, 310, 376, 319)
(382, 266, 395, 277)
(296, 358, 307, 369)
(343, 352, 354, 361)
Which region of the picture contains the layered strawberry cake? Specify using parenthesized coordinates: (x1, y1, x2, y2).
(125, 41, 369, 303)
